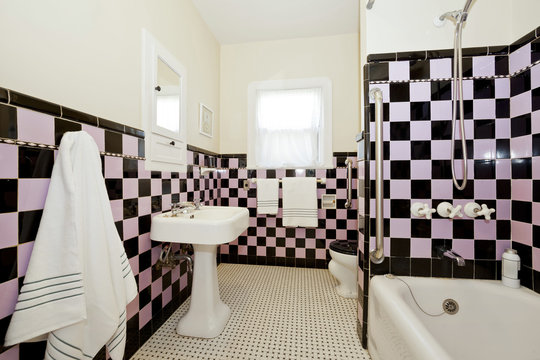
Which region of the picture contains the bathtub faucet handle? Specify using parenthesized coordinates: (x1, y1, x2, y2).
(436, 202, 463, 219)
(411, 202, 436, 220)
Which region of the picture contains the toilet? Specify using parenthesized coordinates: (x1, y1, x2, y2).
(328, 240, 358, 299)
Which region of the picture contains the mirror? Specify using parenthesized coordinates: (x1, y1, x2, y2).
(156, 58, 181, 134)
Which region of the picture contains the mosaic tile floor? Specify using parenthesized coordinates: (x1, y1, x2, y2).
(131, 263, 371, 360)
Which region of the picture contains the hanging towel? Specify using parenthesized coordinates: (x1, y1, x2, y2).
(256, 179, 279, 215)
(282, 177, 318, 227)
(4, 131, 137, 360)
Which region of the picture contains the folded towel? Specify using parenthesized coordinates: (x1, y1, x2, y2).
(4, 131, 137, 360)
(282, 177, 318, 227)
(257, 179, 279, 215)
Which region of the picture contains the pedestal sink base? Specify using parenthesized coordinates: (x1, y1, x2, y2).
(176, 244, 230, 338)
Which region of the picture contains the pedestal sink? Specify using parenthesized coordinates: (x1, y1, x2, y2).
(150, 206, 249, 338)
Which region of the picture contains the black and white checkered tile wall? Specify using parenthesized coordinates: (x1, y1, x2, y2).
(0, 89, 220, 360)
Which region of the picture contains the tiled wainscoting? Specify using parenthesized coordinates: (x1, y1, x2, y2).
(358, 26, 540, 347)
(0, 89, 220, 359)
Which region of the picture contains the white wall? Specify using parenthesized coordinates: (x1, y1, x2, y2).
(0, 0, 221, 153)
(512, 0, 540, 41)
(220, 33, 360, 154)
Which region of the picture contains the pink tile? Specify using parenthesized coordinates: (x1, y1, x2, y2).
(473, 220, 496, 240)
(82, 125, 105, 152)
(0, 278, 19, 319)
(496, 159, 512, 179)
(128, 256, 139, 276)
(138, 160, 151, 178)
(510, 92, 532, 118)
(511, 179, 532, 202)
(496, 200, 511, 220)
(123, 217, 138, 240)
(390, 219, 410, 238)
(462, 80, 473, 100)
(495, 118, 511, 139)
(534, 110, 540, 134)
(238, 245, 247, 256)
(276, 247, 286, 257)
(473, 56, 495, 77)
(0, 144, 17, 178)
(495, 78, 510, 99)
(17, 242, 34, 277)
(151, 246, 161, 264)
(151, 279, 162, 300)
(18, 178, 50, 211)
(430, 101, 452, 120)
(126, 295, 139, 320)
(410, 121, 431, 140)
(410, 238, 431, 258)
(431, 219, 452, 238)
(452, 239, 474, 259)
(532, 203, 540, 226)
(123, 178, 138, 199)
(473, 99, 495, 119)
(139, 303, 152, 329)
(369, 83, 390, 103)
(295, 248, 305, 258)
(138, 268, 152, 290)
(220, 244, 229, 254)
(0, 344, 18, 360)
(315, 249, 326, 260)
(17, 108, 54, 145)
(389, 102, 410, 121)
(511, 135, 532, 158)
(496, 240, 512, 260)
(151, 179, 162, 196)
(511, 221, 532, 246)
(410, 82, 431, 102)
(390, 180, 411, 199)
(104, 156, 123, 178)
(474, 139, 496, 160)
(430, 58, 452, 79)
(388, 61, 410, 81)
(410, 160, 431, 179)
(509, 43, 531, 74)
(431, 140, 451, 159)
(171, 266, 180, 283)
(110, 200, 123, 222)
(474, 180, 496, 198)
(123, 134, 139, 157)
(390, 141, 411, 160)
(247, 237, 256, 246)
(162, 286, 172, 306)
(138, 196, 151, 216)
(0, 213, 18, 249)
(534, 248, 540, 271)
(534, 156, 540, 179)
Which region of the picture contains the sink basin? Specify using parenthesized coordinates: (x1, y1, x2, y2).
(150, 206, 249, 245)
(150, 206, 249, 338)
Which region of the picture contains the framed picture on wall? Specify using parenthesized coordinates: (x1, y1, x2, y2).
(199, 103, 213, 138)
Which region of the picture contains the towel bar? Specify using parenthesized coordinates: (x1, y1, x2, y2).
(250, 178, 326, 184)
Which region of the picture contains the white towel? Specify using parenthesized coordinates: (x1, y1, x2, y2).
(282, 177, 318, 227)
(256, 179, 279, 215)
(4, 131, 137, 360)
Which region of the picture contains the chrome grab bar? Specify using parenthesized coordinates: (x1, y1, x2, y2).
(369, 88, 384, 264)
(344, 159, 353, 208)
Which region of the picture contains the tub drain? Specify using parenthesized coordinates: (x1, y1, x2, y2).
(442, 299, 459, 315)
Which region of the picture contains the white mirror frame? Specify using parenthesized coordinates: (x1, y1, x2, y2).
(142, 29, 187, 172)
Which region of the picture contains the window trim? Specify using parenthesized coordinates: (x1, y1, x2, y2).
(247, 77, 333, 169)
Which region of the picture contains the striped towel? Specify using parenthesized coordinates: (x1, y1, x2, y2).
(256, 179, 279, 215)
(4, 131, 137, 360)
(282, 177, 318, 227)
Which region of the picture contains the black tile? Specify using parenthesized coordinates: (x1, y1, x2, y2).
(105, 179, 123, 200)
(123, 158, 138, 178)
(138, 179, 151, 197)
(389, 122, 410, 141)
(510, 29, 536, 52)
(532, 37, 540, 63)
(409, 60, 430, 80)
(54, 117, 82, 145)
(462, 57, 473, 77)
(462, 47, 488, 57)
(495, 139, 510, 159)
(512, 200, 532, 223)
(496, 179, 511, 199)
(18, 210, 43, 244)
(151, 196, 162, 213)
(496, 220, 511, 240)
(138, 214, 151, 235)
(367, 53, 396, 62)
(162, 179, 171, 194)
(511, 158, 532, 179)
(411, 219, 431, 238)
(124, 237, 139, 258)
(453, 220, 474, 239)
(0, 103, 17, 139)
(532, 87, 540, 112)
(463, 100, 474, 119)
(474, 160, 496, 179)
(124, 126, 145, 139)
(138, 138, 145, 157)
(431, 120, 452, 140)
(396, 51, 426, 61)
(488, 46, 509, 55)
(0, 246, 17, 282)
(410, 102, 430, 120)
(390, 238, 410, 257)
(510, 69, 531, 96)
(0, 88, 8, 103)
(390, 199, 410, 218)
(370, 257, 389, 276)
(452, 179, 474, 199)
(473, 79, 495, 99)
(431, 159, 452, 179)
(0, 179, 17, 213)
(62, 107, 98, 126)
(534, 180, 540, 202)
(521, 266, 533, 290)
(495, 55, 509, 76)
(139, 250, 152, 273)
(432, 258, 452, 277)
(431, 80, 452, 101)
(511, 114, 531, 137)
(411, 179, 431, 198)
(390, 257, 411, 276)
(389, 83, 410, 102)
(390, 161, 410, 179)
(474, 260, 497, 279)
(453, 261, 474, 279)
(534, 134, 540, 157)
(534, 225, 540, 248)
(474, 240, 496, 259)
(123, 198, 139, 219)
(411, 258, 431, 277)
(368, 62, 389, 81)
(495, 99, 510, 118)
(105, 130, 123, 154)
(18, 147, 54, 178)
(426, 49, 454, 59)
(474, 120, 495, 139)
(410, 141, 431, 160)
(99, 118, 124, 133)
(9, 91, 61, 116)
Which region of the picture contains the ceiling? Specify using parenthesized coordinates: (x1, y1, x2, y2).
(190, 0, 359, 44)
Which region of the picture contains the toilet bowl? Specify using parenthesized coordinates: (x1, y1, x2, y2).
(328, 240, 358, 299)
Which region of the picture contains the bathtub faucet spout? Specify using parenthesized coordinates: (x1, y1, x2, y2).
(437, 247, 466, 267)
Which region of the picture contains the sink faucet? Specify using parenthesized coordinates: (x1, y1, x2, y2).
(437, 246, 466, 267)
(171, 201, 199, 216)
(193, 198, 202, 210)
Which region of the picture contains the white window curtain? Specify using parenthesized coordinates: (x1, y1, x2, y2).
(255, 87, 322, 168)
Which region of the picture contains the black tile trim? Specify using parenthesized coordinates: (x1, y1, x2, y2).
(98, 118, 125, 133)
(125, 126, 145, 139)
(0, 87, 8, 103)
(9, 90, 61, 117)
(510, 29, 537, 52)
(187, 144, 220, 157)
(62, 107, 98, 126)
(367, 53, 397, 62)
(220, 153, 248, 159)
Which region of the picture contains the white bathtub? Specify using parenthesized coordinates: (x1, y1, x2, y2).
(368, 275, 540, 360)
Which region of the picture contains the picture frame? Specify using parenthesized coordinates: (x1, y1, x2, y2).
(199, 103, 214, 138)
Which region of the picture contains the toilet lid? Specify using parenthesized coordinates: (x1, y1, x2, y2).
(329, 240, 357, 255)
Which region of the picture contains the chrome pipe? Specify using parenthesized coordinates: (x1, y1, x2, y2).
(369, 88, 384, 264)
(344, 159, 353, 209)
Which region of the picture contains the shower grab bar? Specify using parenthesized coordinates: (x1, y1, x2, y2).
(344, 159, 353, 208)
(369, 88, 385, 264)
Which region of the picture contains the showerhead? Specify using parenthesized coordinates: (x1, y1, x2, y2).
(434, 0, 476, 27)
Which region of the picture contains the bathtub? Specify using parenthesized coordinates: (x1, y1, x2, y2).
(368, 275, 540, 360)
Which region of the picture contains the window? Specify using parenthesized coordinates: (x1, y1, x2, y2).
(248, 78, 332, 169)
